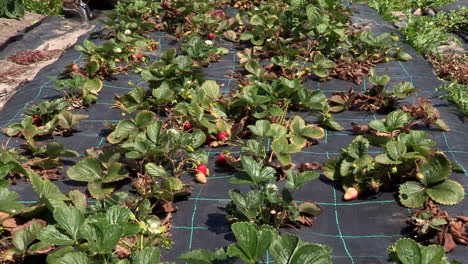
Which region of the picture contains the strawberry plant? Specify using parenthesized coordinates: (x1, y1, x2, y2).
(322, 128, 463, 202)
(388, 238, 460, 264)
(437, 82, 468, 116)
(406, 200, 468, 252)
(399, 152, 465, 208)
(401, 98, 450, 132)
(351, 108, 447, 140)
(247, 117, 324, 166)
(181, 35, 228, 67)
(0, 170, 172, 263)
(329, 70, 419, 113)
(141, 48, 203, 92)
(107, 110, 208, 183)
(67, 147, 129, 198)
(23, 99, 69, 125)
(3, 110, 88, 151)
(52, 74, 103, 107)
(180, 221, 332, 264)
(227, 156, 322, 228)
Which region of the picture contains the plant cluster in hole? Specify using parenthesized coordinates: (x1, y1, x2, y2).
(0, 0, 465, 262)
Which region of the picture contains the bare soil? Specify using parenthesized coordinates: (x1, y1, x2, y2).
(0, 12, 45, 46)
(0, 15, 95, 109)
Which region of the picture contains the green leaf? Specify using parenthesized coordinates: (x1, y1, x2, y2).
(13, 220, 45, 252)
(86, 59, 99, 75)
(53, 251, 90, 264)
(420, 244, 445, 264)
(386, 141, 407, 160)
(368, 120, 388, 133)
(393, 238, 422, 264)
(146, 121, 163, 143)
(54, 206, 84, 240)
(375, 154, 395, 165)
(103, 162, 129, 183)
(419, 152, 451, 185)
(399, 181, 428, 208)
(107, 120, 137, 144)
(88, 182, 114, 199)
(135, 110, 156, 129)
(285, 171, 319, 191)
(145, 163, 167, 178)
(133, 247, 161, 264)
(180, 248, 231, 264)
(384, 110, 410, 131)
(269, 234, 300, 264)
(250, 15, 265, 26)
(39, 225, 75, 246)
(28, 169, 68, 207)
(68, 190, 87, 214)
(248, 120, 270, 137)
(200, 80, 220, 99)
(83, 78, 103, 92)
(227, 222, 277, 263)
(297, 201, 323, 216)
(322, 158, 341, 180)
(397, 51, 413, 61)
(106, 206, 131, 224)
(67, 158, 102, 182)
(80, 222, 123, 254)
(0, 188, 25, 214)
(174, 55, 193, 69)
(427, 180, 464, 206)
(289, 244, 332, 264)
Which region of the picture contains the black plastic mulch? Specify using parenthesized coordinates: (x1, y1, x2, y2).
(0, 4, 467, 264)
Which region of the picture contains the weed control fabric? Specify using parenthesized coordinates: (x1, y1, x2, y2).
(1, 4, 467, 264)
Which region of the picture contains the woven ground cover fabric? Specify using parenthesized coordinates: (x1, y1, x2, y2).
(0, 4, 467, 264)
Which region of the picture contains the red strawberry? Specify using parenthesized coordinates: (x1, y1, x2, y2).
(343, 187, 358, 201)
(161, 2, 170, 9)
(184, 122, 192, 130)
(216, 153, 226, 165)
(197, 164, 208, 175)
(32, 116, 41, 126)
(137, 54, 144, 60)
(217, 131, 228, 141)
(205, 136, 213, 144)
(71, 64, 79, 71)
(207, 33, 215, 40)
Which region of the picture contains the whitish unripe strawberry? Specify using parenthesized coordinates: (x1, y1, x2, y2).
(344, 187, 358, 200)
(195, 171, 207, 184)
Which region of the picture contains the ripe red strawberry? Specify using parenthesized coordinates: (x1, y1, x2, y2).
(205, 136, 213, 144)
(32, 116, 41, 126)
(137, 54, 144, 60)
(197, 164, 208, 175)
(71, 64, 79, 71)
(161, 2, 170, 9)
(207, 33, 215, 40)
(343, 187, 358, 201)
(184, 122, 192, 130)
(217, 131, 228, 141)
(216, 153, 226, 165)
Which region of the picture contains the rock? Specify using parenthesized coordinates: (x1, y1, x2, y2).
(425, 8, 436, 17)
(437, 41, 465, 54)
(391, 11, 407, 21)
(394, 22, 408, 28)
(413, 8, 423, 16)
